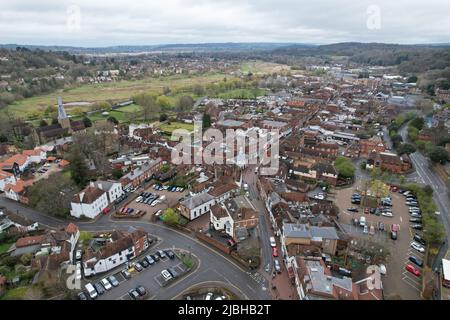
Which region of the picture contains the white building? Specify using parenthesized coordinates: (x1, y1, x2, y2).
(70, 186, 109, 219)
(90, 180, 124, 203)
(0, 170, 16, 192)
(179, 192, 216, 221)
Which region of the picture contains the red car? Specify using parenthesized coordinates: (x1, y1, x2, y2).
(272, 247, 278, 257)
(390, 186, 398, 192)
(102, 208, 110, 215)
(405, 264, 421, 277)
(364, 208, 369, 214)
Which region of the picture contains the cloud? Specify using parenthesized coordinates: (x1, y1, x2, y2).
(0, 0, 449, 46)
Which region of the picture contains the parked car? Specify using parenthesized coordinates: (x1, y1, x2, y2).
(369, 225, 375, 235)
(101, 278, 112, 290)
(121, 269, 131, 279)
(364, 208, 369, 214)
(151, 254, 159, 262)
(128, 288, 140, 300)
(94, 283, 105, 295)
(410, 224, 423, 230)
(145, 255, 155, 265)
(165, 250, 175, 260)
(381, 211, 393, 217)
(134, 262, 143, 272)
(338, 267, 352, 277)
(363, 225, 369, 234)
(205, 292, 214, 300)
(108, 276, 119, 287)
(168, 267, 179, 278)
(136, 286, 147, 296)
(161, 269, 173, 282)
(378, 222, 385, 231)
(78, 291, 88, 300)
(269, 236, 276, 247)
(413, 234, 427, 246)
(76, 250, 82, 260)
(85, 283, 98, 299)
(391, 231, 398, 240)
(274, 259, 281, 273)
(140, 259, 149, 268)
(157, 250, 167, 259)
(347, 207, 358, 212)
(405, 264, 421, 277)
(411, 241, 425, 253)
(272, 247, 279, 257)
(410, 217, 422, 223)
(409, 255, 424, 267)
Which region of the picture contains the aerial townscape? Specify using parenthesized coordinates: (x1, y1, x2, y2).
(0, 1, 449, 306)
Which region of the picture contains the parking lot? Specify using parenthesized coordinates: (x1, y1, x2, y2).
(86, 248, 190, 300)
(117, 184, 188, 220)
(335, 182, 422, 299)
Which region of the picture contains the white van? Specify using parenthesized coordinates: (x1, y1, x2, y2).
(85, 283, 98, 299)
(359, 216, 366, 227)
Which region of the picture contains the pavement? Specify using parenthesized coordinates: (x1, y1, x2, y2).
(0, 196, 271, 300)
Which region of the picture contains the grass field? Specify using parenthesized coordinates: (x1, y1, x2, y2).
(0, 287, 28, 300)
(155, 121, 194, 134)
(0, 242, 13, 254)
(3, 73, 226, 118)
(240, 60, 291, 75)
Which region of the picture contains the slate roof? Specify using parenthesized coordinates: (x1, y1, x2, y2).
(283, 222, 339, 240)
(180, 192, 215, 210)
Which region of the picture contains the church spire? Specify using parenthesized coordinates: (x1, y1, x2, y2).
(57, 97, 67, 120)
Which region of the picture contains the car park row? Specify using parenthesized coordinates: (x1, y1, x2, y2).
(78, 249, 177, 300)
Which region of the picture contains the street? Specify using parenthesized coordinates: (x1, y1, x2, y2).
(0, 196, 271, 300)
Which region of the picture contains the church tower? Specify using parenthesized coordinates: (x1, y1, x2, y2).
(57, 97, 71, 131)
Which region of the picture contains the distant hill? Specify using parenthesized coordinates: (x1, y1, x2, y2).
(0, 42, 313, 54)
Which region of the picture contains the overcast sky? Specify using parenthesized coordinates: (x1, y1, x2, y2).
(1, 0, 449, 47)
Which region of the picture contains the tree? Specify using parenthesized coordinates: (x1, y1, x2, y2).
(409, 117, 425, 130)
(159, 114, 168, 122)
(162, 86, 171, 95)
(397, 143, 416, 155)
(391, 134, 403, 148)
(28, 172, 79, 217)
(177, 96, 194, 111)
(407, 75, 418, 83)
(334, 156, 355, 179)
(202, 113, 211, 130)
(430, 146, 448, 164)
(107, 116, 119, 125)
(423, 217, 445, 244)
(82, 116, 92, 128)
(111, 168, 123, 180)
(162, 208, 180, 225)
(39, 119, 48, 127)
(133, 93, 160, 120)
(67, 145, 89, 187)
(156, 95, 171, 110)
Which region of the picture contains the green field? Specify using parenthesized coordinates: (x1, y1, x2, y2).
(0, 287, 28, 300)
(155, 121, 194, 134)
(3, 73, 226, 118)
(0, 242, 13, 254)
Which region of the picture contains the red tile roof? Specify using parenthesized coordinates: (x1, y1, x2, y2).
(15, 235, 44, 248)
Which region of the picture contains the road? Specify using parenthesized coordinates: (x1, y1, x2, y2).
(398, 124, 450, 245)
(242, 166, 274, 275)
(0, 196, 271, 300)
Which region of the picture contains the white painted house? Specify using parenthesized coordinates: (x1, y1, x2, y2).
(90, 180, 124, 203)
(179, 192, 216, 221)
(0, 170, 16, 192)
(70, 186, 109, 219)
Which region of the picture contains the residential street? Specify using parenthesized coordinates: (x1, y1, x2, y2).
(0, 196, 271, 300)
